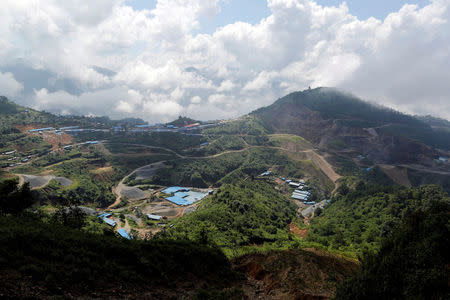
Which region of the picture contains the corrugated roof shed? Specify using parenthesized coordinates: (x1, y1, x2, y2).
(162, 186, 189, 194)
(103, 218, 116, 227)
(183, 191, 208, 203)
(166, 196, 193, 206)
(146, 214, 162, 220)
(174, 192, 188, 198)
(117, 229, 132, 239)
(292, 194, 307, 200)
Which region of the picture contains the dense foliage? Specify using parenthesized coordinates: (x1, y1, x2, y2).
(335, 200, 449, 299)
(0, 214, 238, 297)
(0, 179, 35, 214)
(162, 181, 297, 251)
(151, 148, 333, 198)
(308, 183, 448, 255)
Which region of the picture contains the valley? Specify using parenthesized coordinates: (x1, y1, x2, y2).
(0, 89, 448, 299)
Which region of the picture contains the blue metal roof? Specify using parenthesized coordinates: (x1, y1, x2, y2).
(162, 186, 189, 194)
(103, 218, 116, 227)
(166, 196, 193, 206)
(292, 194, 307, 200)
(59, 126, 79, 130)
(174, 192, 188, 198)
(117, 229, 132, 239)
(29, 127, 55, 132)
(146, 214, 162, 220)
(183, 191, 208, 203)
(98, 213, 111, 218)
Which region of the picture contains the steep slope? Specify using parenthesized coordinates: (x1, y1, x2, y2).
(334, 199, 449, 300)
(0, 214, 239, 298)
(252, 87, 449, 165)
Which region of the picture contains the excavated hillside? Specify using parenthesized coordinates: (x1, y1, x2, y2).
(252, 87, 449, 165)
(233, 249, 358, 299)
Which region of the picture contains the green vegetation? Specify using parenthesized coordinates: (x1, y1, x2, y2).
(335, 200, 449, 299)
(203, 116, 269, 135)
(201, 135, 246, 155)
(108, 132, 203, 153)
(0, 179, 35, 214)
(162, 181, 298, 254)
(268, 134, 313, 150)
(168, 115, 200, 127)
(308, 183, 448, 256)
(252, 87, 450, 150)
(153, 152, 246, 187)
(151, 147, 333, 197)
(0, 214, 238, 298)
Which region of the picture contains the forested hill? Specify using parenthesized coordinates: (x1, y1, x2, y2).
(251, 87, 450, 164)
(0, 96, 146, 129)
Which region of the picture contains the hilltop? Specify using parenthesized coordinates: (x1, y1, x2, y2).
(251, 87, 450, 191)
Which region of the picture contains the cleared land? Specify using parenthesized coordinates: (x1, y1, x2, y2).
(18, 174, 73, 189)
(119, 186, 148, 200)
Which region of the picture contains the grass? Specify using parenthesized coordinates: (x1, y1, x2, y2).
(268, 134, 314, 150)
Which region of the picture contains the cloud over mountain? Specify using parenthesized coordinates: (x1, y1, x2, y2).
(0, 0, 448, 121)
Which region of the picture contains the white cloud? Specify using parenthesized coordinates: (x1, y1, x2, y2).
(0, 0, 449, 121)
(190, 96, 202, 104)
(0, 72, 23, 98)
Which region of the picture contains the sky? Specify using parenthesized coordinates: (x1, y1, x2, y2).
(0, 0, 449, 122)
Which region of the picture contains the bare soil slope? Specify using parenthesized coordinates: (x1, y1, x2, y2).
(233, 249, 358, 300)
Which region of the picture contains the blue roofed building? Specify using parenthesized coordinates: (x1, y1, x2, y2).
(117, 228, 132, 239)
(174, 192, 189, 198)
(166, 196, 194, 206)
(162, 186, 189, 194)
(183, 191, 208, 203)
(146, 214, 162, 220)
(103, 217, 116, 227)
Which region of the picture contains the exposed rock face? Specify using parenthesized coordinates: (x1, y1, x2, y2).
(252, 88, 444, 165)
(233, 249, 359, 300)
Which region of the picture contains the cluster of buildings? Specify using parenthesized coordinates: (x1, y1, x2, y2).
(28, 126, 109, 136)
(282, 178, 316, 205)
(131, 122, 216, 134)
(161, 186, 212, 206)
(98, 213, 132, 240)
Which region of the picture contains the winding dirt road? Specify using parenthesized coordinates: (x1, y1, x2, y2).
(106, 140, 342, 208)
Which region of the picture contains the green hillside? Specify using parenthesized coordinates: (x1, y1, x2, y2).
(252, 87, 450, 150)
(308, 183, 449, 256)
(0, 214, 238, 298)
(335, 199, 449, 299)
(162, 181, 298, 255)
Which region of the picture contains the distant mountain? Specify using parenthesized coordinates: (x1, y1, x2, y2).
(251, 87, 450, 165)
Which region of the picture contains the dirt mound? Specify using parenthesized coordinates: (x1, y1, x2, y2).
(91, 166, 114, 182)
(379, 164, 412, 187)
(289, 223, 308, 238)
(120, 186, 148, 200)
(19, 174, 54, 189)
(135, 161, 167, 180)
(41, 132, 73, 150)
(18, 174, 73, 189)
(233, 249, 358, 299)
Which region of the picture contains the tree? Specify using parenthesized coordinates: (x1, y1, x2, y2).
(335, 200, 449, 300)
(0, 179, 35, 214)
(52, 207, 86, 230)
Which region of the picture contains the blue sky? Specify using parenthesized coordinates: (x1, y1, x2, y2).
(129, 0, 430, 34)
